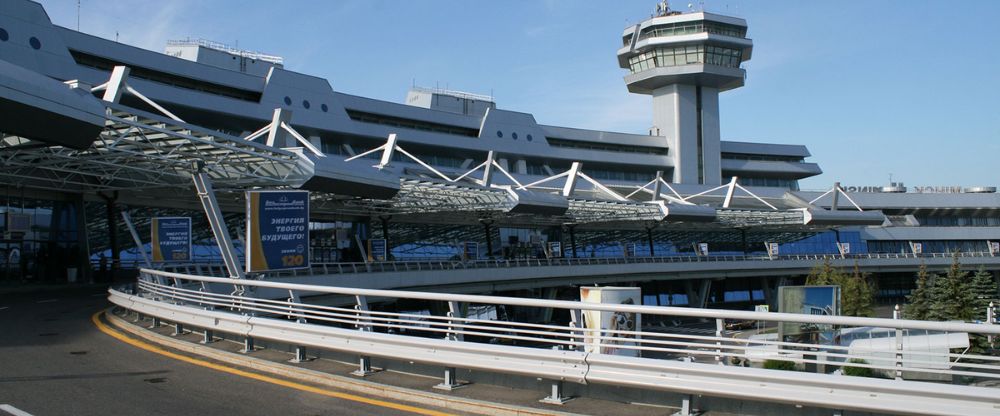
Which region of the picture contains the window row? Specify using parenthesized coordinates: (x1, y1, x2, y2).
(628, 45, 743, 73)
(638, 21, 746, 41)
(735, 177, 800, 190)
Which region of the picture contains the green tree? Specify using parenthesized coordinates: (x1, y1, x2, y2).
(904, 262, 934, 320)
(842, 262, 875, 317)
(805, 259, 874, 317)
(928, 252, 975, 321)
(969, 266, 998, 321)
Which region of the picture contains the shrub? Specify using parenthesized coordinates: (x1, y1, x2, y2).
(763, 359, 796, 371)
(843, 358, 874, 378)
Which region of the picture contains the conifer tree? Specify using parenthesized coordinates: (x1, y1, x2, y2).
(904, 262, 934, 321)
(928, 252, 974, 321)
(841, 262, 874, 317)
(969, 266, 998, 321)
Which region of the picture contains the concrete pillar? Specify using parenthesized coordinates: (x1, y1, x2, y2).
(98, 191, 120, 281)
(515, 159, 527, 175)
(684, 279, 711, 308)
(73, 194, 92, 283)
(651, 84, 721, 185)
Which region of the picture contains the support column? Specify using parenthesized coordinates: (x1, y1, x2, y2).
(567, 224, 578, 259)
(647, 227, 656, 257)
(684, 279, 711, 308)
(73, 193, 92, 283)
(192, 169, 243, 280)
(98, 191, 120, 281)
(740, 228, 748, 255)
(480, 219, 494, 259)
(378, 215, 391, 261)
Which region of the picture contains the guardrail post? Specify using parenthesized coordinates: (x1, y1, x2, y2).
(149, 317, 161, 329)
(894, 304, 903, 380)
(569, 309, 583, 351)
(435, 301, 468, 391)
(242, 336, 254, 353)
(351, 295, 377, 377)
(172, 322, 186, 336)
(715, 318, 724, 365)
(434, 367, 465, 391)
(200, 329, 215, 344)
(676, 394, 700, 416)
(989, 302, 996, 348)
(445, 301, 464, 341)
(540, 378, 571, 405)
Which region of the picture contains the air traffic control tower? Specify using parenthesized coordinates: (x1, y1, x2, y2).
(618, 2, 752, 185)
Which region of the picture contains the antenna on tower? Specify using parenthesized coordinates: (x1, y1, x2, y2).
(76, 0, 81, 31)
(655, 1, 670, 17)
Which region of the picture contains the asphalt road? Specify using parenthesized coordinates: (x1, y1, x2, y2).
(0, 288, 444, 416)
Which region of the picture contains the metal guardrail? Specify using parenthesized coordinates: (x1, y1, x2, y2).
(109, 269, 1000, 416)
(311, 250, 999, 276)
(155, 251, 999, 278)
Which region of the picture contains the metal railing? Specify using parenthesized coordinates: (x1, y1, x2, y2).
(193, 250, 996, 278)
(108, 269, 1000, 416)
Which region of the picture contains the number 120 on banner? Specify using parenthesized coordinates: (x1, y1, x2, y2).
(246, 190, 310, 272)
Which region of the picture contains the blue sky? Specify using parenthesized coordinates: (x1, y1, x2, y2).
(39, 1, 1000, 190)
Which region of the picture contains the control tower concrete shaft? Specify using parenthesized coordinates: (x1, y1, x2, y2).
(618, 3, 752, 185)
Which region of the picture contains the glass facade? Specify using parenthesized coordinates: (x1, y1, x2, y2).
(638, 21, 747, 41)
(1, 200, 84, 283)
(628, 44, 743, 73)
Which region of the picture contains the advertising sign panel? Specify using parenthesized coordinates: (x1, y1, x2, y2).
(991, 241, 1000, 256)
(463, 241, 478, 260)
(694, 242, 709, 256)
(547, 241, 562, 258)
(151, 217, 192, 262)
(778, 285, 841, 344)
(580, 287, 642, 357)
(368, 238, 387, 262)
(910, 242, 923, 255)
(765, 242, 779, 259)
(246, 190, 310, 272)
(837, 242, 851, 257)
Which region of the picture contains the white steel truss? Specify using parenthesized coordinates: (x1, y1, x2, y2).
(0, 105, 311, 192)
(808, 182, 864, 212)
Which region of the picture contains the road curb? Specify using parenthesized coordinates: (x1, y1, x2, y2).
(105, 309, 578, 416)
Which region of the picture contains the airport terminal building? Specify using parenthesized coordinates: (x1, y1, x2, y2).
(1, 0, 998, 305)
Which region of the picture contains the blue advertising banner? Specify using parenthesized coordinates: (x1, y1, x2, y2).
(151, 217, 191, 262)
(246, 190, 310, 272)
